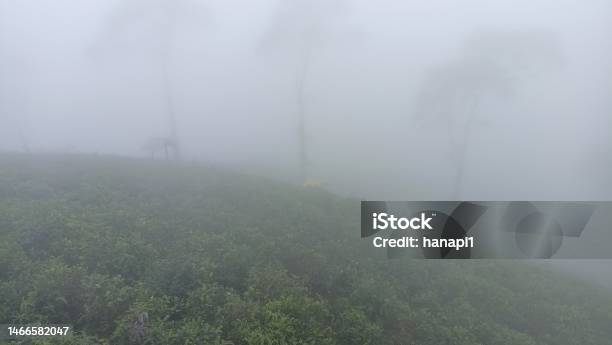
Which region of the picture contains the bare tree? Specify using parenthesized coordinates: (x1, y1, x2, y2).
(261, 0, 347, 182)
(414, 30, 563, 198)
(93, 0, 209, 160)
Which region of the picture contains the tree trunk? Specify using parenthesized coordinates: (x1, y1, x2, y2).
(161, 53, 180, 160)
(295, 47, 312, 181)
(452, 97, 479, 199)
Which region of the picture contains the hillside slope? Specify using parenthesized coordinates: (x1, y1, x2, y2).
(1, 154, 611, 345)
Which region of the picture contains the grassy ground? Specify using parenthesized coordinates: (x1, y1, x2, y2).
(1, 153, 611, 345)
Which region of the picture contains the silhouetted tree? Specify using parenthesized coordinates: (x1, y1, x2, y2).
(415, 30, 563, 198)
(94, 0, 209, 160)
(261, 0, 347, 181)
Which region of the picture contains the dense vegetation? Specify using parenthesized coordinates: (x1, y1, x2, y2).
(1, 154, 611, 345)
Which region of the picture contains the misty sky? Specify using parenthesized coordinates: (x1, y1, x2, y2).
(1, 0, 611, 200)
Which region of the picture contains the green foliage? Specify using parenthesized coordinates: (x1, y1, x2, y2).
(0, 154, 611, 344)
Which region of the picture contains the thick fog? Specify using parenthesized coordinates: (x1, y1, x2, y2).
(1, 0, 611, 201)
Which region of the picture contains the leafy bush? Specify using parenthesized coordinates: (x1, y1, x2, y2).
(0, 154, 611, 344)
